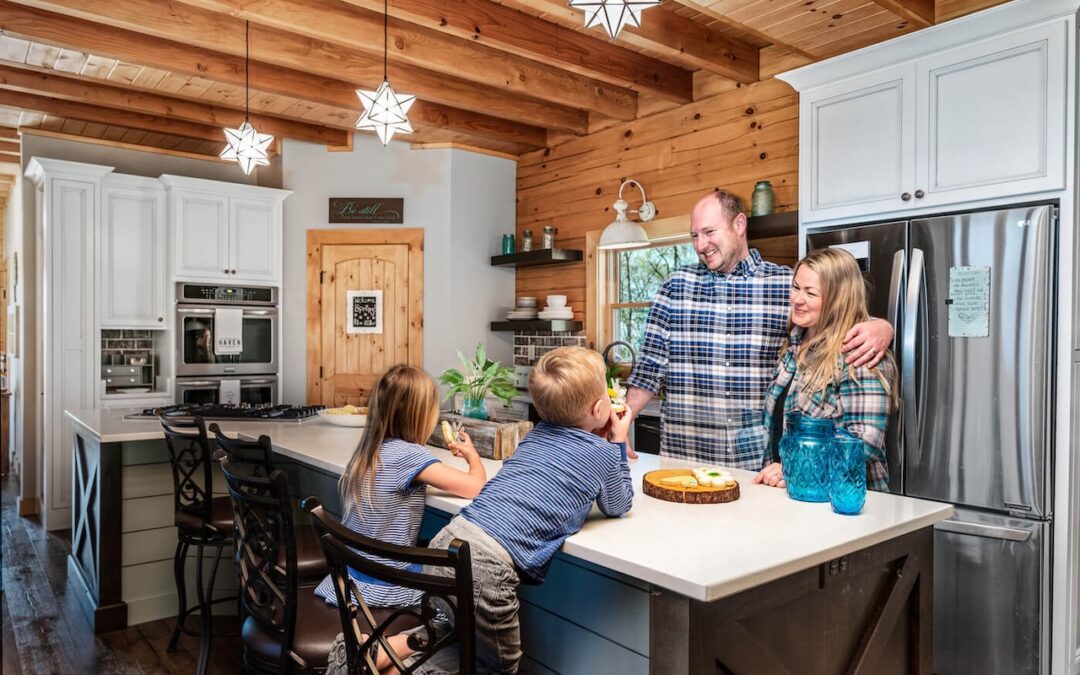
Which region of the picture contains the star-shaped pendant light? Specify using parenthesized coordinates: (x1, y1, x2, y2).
(220, 21, 273, 174)
(568, 0, 661, 40)
(356, 0, 415, 145)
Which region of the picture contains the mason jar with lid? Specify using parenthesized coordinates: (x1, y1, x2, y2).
(541, 226, 556, 249)
(521, 229, 534, 252)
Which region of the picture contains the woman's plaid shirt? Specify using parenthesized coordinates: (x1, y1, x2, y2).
(627, 250, 792, 468)
(745, 328, 895, 491)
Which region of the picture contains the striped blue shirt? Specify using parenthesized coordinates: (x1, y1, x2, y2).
(314, 439, 440, 608)
(459, 423, 634, 584)
(627, 250, 792, 468)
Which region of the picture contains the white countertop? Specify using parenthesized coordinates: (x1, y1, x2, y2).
(66, 407, 953, 602)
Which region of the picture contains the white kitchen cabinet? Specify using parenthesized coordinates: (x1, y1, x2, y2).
(784, 13, 1068, 224)
(100, 176, 167, 329)
(25, 157, 113, 531)
(163, 175, 290, 284)
(800, 65, 916, 222)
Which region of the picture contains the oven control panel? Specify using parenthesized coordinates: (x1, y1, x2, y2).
(177, 282, 277, 304)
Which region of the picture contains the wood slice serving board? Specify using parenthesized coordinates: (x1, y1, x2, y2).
(643, 469, 741, 504)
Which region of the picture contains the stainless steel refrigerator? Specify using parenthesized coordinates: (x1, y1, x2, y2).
(807, 203, 1056, 675)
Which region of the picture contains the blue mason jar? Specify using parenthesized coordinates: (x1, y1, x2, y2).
(777, 410, 802, 468)
(783, 416, 834, 502)
(828, 431, 866, 515)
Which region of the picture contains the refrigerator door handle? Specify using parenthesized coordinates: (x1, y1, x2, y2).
(902, 247, 924, 466)
(934, 519, 1033, 542)
(886, 249, 905, 355)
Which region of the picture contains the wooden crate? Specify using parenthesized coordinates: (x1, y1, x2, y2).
(428, 412, 533, 460)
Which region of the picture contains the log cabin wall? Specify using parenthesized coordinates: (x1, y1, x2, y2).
(515, 67, 802, 316)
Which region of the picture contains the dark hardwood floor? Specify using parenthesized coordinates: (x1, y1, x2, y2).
(1, 474, 244, 674)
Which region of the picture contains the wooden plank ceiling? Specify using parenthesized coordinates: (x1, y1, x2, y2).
(0, 0, 1008, 161)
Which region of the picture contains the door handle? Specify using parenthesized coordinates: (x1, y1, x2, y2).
(934, 520, 1033, 542)
(902, 247, 924, 467)
(886, 249, 905, 355)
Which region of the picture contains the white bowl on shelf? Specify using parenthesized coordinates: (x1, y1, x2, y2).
(516, 297, 538, 308)
(317, 408, 368, 427)
(546, 294, 567, 308)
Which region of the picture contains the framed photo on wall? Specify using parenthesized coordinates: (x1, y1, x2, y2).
(346, 290, 383, 334)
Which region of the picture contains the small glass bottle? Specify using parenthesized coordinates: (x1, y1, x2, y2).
(541, 226, 556, 249)
(751, 180, 775, 216)
(521, 229, 534, 252)
(501, 233, 516, 255)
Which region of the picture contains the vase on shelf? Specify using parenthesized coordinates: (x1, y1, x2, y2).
(461, 397, 489, 421)
(751, 180, 775, 216)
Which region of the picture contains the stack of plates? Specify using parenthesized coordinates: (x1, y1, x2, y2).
(538, 305, 574, 320)
(506, 308, 539, 320)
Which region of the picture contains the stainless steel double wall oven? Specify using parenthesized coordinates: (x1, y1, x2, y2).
(175, 282, 279, 405)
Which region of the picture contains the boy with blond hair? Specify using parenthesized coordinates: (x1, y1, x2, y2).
(425, 346, 634, 673)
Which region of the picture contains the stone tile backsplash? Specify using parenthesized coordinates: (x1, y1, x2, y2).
(513, 331, 588, 366)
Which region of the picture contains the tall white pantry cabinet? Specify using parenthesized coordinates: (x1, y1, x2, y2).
(25, 158, 287, 532)
(778, 1, 1080, 673)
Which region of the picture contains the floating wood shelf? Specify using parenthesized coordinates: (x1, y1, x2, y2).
(747, 211, 798, 238)
(490, 248, 583, 267)
(490, 320, 583, 332)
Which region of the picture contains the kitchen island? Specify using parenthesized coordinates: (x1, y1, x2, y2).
(67, 408, 952, 674)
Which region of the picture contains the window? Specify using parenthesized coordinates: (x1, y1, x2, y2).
(609, 240, 696, 352)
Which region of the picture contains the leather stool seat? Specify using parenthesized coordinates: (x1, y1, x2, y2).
(175, 496, 235, 536)
(241, 587, 344, 670)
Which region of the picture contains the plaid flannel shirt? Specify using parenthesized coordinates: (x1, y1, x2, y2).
(627, 250, 792, 468)
(742, 328, 894, 491)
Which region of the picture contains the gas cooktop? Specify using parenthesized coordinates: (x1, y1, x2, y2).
(124, 403, 326, 423)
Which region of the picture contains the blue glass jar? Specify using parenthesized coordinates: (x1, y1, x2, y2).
(828, 431, 866, 515)
(783, 416, 834, 502)
(461, 397, 489, 421)
(777, 410, 802, 467)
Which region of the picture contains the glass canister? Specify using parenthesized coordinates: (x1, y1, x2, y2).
(501, 233, 516, 255)
(777, 410, 803, 467)
(828, 431, 866, 515)
(783, 416, 834, 502)
(751, 180, 775, 217)
(521, 229, 534, 252)
(541, 226, 556, 249)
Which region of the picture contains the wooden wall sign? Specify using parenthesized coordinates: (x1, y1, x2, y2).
(329, 197, 404, 224)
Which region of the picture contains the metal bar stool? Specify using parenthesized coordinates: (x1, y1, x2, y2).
(303, 497, 476, 675)
(209, 424, 329, 584)
(160, 415, 237, 675)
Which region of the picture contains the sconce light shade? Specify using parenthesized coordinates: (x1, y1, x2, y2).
(597, 180, 655, 250)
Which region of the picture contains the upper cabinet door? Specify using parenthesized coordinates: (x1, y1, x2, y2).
(101, 183, 166, 328)
(801, 64, 917, 224)
(229, 197, 280, 282)
(915, 21, 1067, 209)
(173, 190, 229, 279)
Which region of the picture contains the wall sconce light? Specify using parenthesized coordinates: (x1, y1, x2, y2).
(598, 179, 655, 250)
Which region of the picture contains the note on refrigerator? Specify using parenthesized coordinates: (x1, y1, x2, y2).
(948, 266, 990, 337)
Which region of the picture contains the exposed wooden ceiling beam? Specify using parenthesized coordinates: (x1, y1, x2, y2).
(11, 0, 593, 132)
(496, 0, 759, 81)
(0, 89, 257, 146)
(667, 0, 817, 60)
(0, 63, 349, 147)
(0, 155, 18, 164)
(179, 0, 664, 111)
(0, 140, 18, 153)
(334, 0, 698, 98)
(868, 0, 935, 27)
(0, 2, 550, 148)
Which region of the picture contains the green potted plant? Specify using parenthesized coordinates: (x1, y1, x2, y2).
(438, 343, 517, 420)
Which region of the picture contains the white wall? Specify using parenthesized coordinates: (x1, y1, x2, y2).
(2, 165, 21, 484)
(280, 133, 515, 403)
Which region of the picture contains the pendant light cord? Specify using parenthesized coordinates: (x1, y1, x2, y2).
(383, 0, 388, 82)
(244, 20, 250, 122)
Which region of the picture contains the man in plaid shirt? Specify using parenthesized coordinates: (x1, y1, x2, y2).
(625, 191, 892, 468)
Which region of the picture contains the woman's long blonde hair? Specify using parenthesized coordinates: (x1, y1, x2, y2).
(338, 365, 441, 510)
(783, 248, 897, 407)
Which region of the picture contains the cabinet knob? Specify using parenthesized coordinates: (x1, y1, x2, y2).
(914, 189, 925, 199)
(230, 269, 237, 275)
(901, 192, 912, 201)
(158, 317, 164, 322)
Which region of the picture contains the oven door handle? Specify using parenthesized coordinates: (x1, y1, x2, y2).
(176, 380, 219, 387)
(176, 308, 277, 317)
(241, 379, 275, 385)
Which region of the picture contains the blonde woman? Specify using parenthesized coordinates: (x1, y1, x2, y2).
(751, 248, 897, 491)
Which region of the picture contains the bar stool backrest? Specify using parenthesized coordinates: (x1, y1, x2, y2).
(218, 454, 303, 671)
(160, 416, 215, 531)
(209, 423, 277, 478)
(302, 498, 475, 675)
